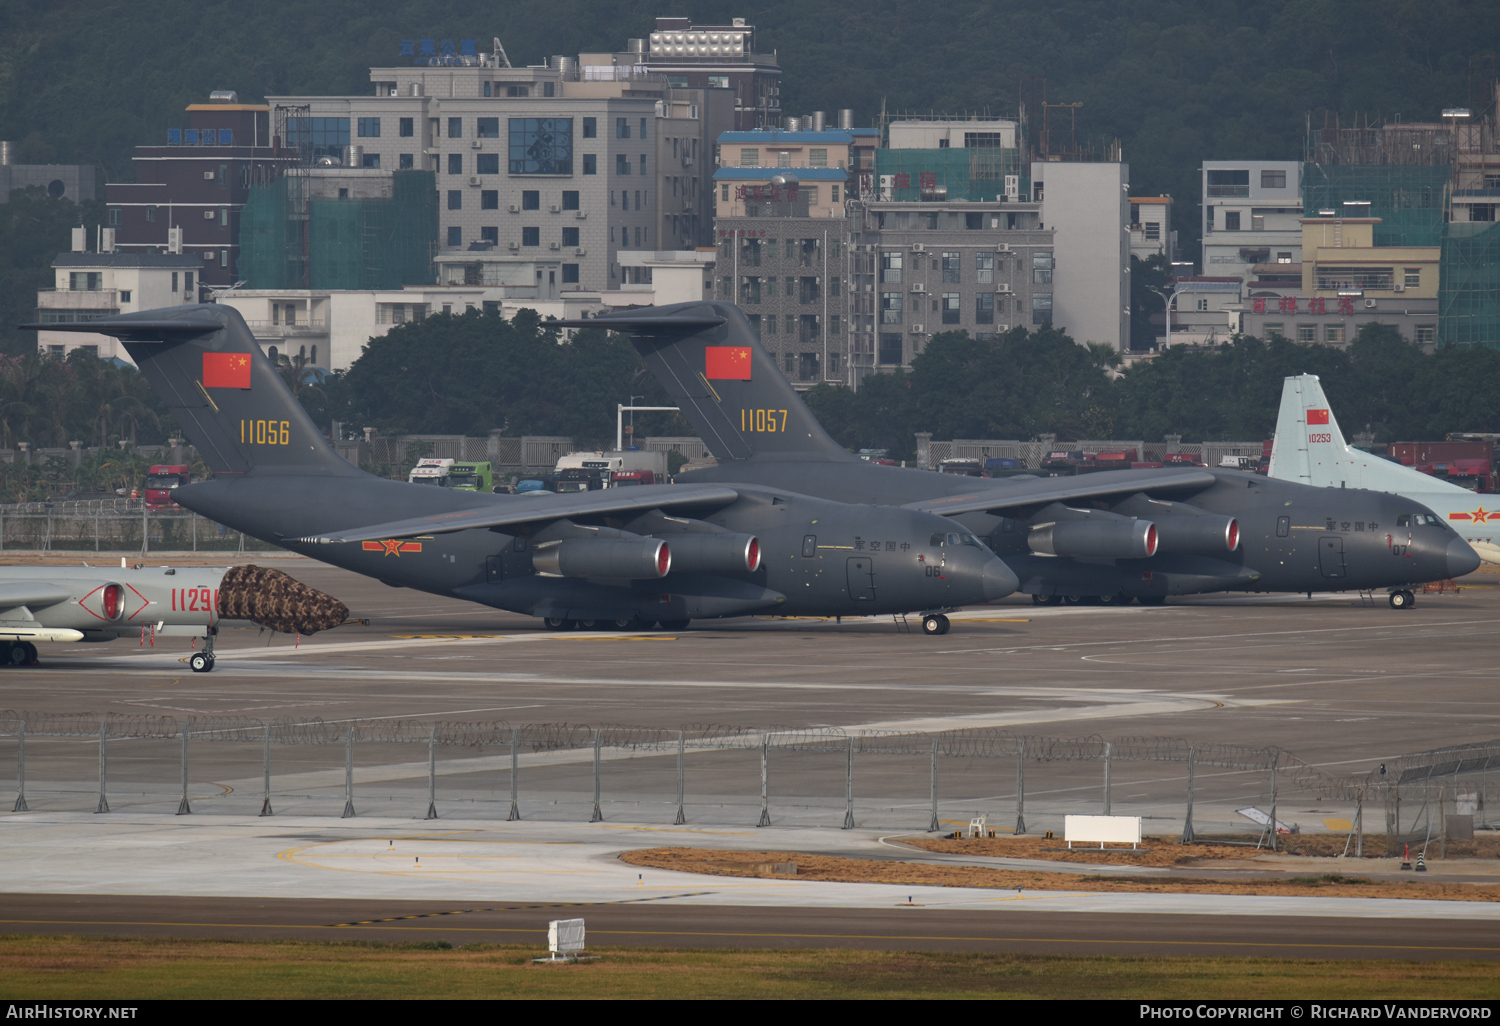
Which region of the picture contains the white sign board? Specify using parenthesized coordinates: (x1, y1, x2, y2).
(1236, 807, 1294, 834)
(1064, 814, 1142, 849)
(548, 918, 585, 955)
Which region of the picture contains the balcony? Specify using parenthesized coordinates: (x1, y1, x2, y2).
(242, 319, 329, 336)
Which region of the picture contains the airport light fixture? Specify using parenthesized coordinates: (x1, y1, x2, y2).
(617, 403, 679, 451)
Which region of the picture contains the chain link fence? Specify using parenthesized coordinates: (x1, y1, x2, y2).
(0, 505, 279, 553)
(3, 711, 1490, 853)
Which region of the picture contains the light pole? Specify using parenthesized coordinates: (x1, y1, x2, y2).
(1146, 284, 1176, 350)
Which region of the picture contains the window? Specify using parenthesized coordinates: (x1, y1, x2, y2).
(70, 272, 103, 291)
(554, 191, 576, 211)
(285, 117, 349, 162)
(562, 263, 579, 284)
(830, 315, 841, 334)
(470, 152, 497, 176)
(1223, 210, 1241, 231)
(1145, 221, 1161, 239)
(740, 276, 761, 304)
(923, 212, 939, 229)
(829, 276, 841, 298)
(1261, 169, 1287, 189)
(562, 226, 579, 247)
(447, 190, 462, 210)
(481, 190, 499, 209)
(941, 251, 961, 283)
(145, 205, 156, 223)
(640, 118, 648, 140)
(1032, 292, 1052, 325)
(809, 148, 828, 167)
(583, 154, 596, 175)
(447, 153, 463, 175)
(107, 207, 122, 226)
(357, 117, 380, 138)
(361, 152, 381, 168)
(480, 226, 498, 244)
(616, 118, 631, 139)
(765, 314, 778, 335)
(509, 118, 572, 174)
(521, 190, 540, 210)
(739, 148, 760, 166)
(477, 117, 499, 139)
(976, 252, 993, 283)
(1316, 266, 1393, 290)
(1324, 324, 1343, 344)
(879, 332, 903, 365)
(1277, 252, 1293, 263)
(976, 293, 994, 324)
(963, 212, 982, 230)
(708, 74, 728, 88)
(1262, 322, 1284, 338)
(1251, 214, 1264, 231)
(582, 117, 596, 138)
(639, 153, 647, 174)
(399, 117, 414, 138)
(799, 277, 820, 303)
(941, 293, 961, 324)
(217, 164, 229, 189)
(448, 117, 462, 138)
(1415, 325, 1436, 344)
(1032, 251, 1054, 284)
(119, 289, 131, 303)
(881, 292, 904, 324)
(831, 184, 840, 203)
(399, 153, 414, 169)
(507, 85, 529, 98)
(1297, 324, 1317, 343)
(616, 154, 630, 175)
(447, 226, 462, 246)
(1404, 268, 1421, 287)
(880, 250, 903, 284)
(171, 272, 178, 292)
(1206, 169, 1249, 197)
(521, 227, 539, 247)
(183, 272, 193, 295)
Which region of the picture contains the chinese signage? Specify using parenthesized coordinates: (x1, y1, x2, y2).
(400, 38, 479, 64)
(1252, 296, 1357, 315)
(887, 172, 938, 190)
(734, 183, 800, 201)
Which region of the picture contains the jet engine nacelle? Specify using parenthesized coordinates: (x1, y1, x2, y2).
(661, 533, 760, 574)
(533, 538, 671, 579)
(1029, 519, 1158, 559)
(1153, 515, 1240, 554)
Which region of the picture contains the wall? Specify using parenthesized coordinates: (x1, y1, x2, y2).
(1033, 161, 1130, 350)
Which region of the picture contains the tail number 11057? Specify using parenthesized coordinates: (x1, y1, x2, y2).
(741, 409, 788, 433)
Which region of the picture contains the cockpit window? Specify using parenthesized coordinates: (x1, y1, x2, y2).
(932, 532, 987, 548)
(1413, 513, 1443, 527)
(1396, 514, 1410, 527)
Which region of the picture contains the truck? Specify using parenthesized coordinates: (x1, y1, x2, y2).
(554, 450, 669, 487)
(407, 458, 496, 491)
(143, 464, 194, 508)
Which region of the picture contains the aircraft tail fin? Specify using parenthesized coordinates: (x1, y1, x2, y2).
(559, 302, 856, 463)
(22, 305, 360, 478)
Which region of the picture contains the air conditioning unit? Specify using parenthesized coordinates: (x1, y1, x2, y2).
(202, 210, 215, 219)
(997, 243, 1010, 252)
(575, 211, 587, 220)
(549, 242, 561, 250)
(549, 204, 561, 213)
(911, 284, 926, 293)
(508, 241, 520, 251)
(911, 243, 926, 253)
(468, 176, 481, 186)
(997, 284, 1012, 294)
(1364, 299, 1377, 308)
(1394, 283, 1405, 292)
(470, 140, 482, 149)
(911, 324, 925, 334)
(508, 204, 520, 213)
(574, 248, 586, 256)
(203, 171, 216, 180)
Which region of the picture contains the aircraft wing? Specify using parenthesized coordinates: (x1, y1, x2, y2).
(295, 484, 741, 545)
(903, 470, 1218, 517)
(0, 582, 75, 610)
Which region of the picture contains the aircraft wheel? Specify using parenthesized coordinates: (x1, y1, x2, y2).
(1099, 593, 1131, 606)
(1063, 595, 1084, 605)
(1137, 595, 1167, 606)
(5, 643, 27, 667)
(659, 619, 690, 631)
(577, 619, 599, 630)
(1031, 594, 1047, 606)
(1389, 590, 1415, 609)
(20, 641, 38, 664)
(921, 614, 944, 636)
(190, 652, 213, 673)
(1403, 589, 1416, 607)
(937, 614, 951, 635)
(542, 617, 571, 631)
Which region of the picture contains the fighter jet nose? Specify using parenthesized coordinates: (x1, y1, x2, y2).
(981, 557, 1020, 602)
(1448, 536, 1482, 579)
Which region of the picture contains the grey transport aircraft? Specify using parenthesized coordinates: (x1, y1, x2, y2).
(26, 307, 1017, 635)
(558, 302, 1480, 608)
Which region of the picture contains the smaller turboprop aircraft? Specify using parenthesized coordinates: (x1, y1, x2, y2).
(0, 562, 347, 671)
(1269, 374, 1500, 571)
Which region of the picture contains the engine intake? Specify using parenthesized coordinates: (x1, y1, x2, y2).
(1029, 519, 1158, 559)
(662, 533, 760, 574)
(1153, 515, 1240, 554)
(533, 538, 671, 579)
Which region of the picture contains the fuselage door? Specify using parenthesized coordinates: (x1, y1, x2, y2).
(1318, 535, 1346, 578)
(847, 556, 876, 600)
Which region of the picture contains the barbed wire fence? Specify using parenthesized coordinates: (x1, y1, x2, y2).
(0, 710, 1492, 853)
(0, 506, 280, 554)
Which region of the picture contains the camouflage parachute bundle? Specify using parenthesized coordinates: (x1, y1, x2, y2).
(217, 564, 349, 635)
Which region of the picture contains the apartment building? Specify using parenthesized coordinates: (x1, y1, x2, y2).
(35, 250, 201, 363)
(1031, 161, 1131, 351)
(641, 16, 781, 130)
(1200, 160, 1304, 284)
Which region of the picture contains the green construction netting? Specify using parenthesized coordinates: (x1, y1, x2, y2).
(1440, 221, 1500, 348)
(874, 148, 1026, 202)
(238, 181, 294, 289)
(1302, 164, 1450, 248)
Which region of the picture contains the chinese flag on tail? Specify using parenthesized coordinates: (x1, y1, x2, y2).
(1306, 409, 1330, 425)
(704, 346, 752, 380)
(203, 352, 252, 389)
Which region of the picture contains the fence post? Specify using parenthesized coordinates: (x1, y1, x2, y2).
(842, 736, 855, 830)
(507, 726, 520, 821)
(1102, 741, 1112, 816)
(94, 511, 99, 552)
(192, 514, 197, 553)
(1268, 753, 1279, 853)
(259, 724, 272, 816)
(1, 507, 6, 550)
(13, 719, 27, 813)
(424, 725, 438, 820)
(589, 729, 603, 822)
(1014, 739, 1026, 835)
(141, 504, 148, 555)
(929, 738, 939, 832)
(176, 727, 191, 815)
(1181, 747, 1196, 844)
(95, 721, 109, 814)
(674, 730, 685, 826)
(757, 735, 771, 827)
(340, 725, 355, 818)
(1354, 787, 1363, 858)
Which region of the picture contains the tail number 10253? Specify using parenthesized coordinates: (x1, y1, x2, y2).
(740, 409, 788, 433)
(241, 420, 291, 445)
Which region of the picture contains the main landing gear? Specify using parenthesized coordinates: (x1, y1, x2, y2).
(3, 641, 38, 667)
(921, 613, 951, 636)
(543, 618, 692, 632)
(1388, 589, 1416, 610)
(190, 631, 217, 672)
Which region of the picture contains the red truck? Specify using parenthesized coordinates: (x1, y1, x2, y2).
(143, 464, 194, 508)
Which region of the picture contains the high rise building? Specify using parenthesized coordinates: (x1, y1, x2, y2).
(640, 17, 781, 131)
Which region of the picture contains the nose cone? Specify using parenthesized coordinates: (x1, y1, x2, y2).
(980, 556, 1020, 602)
(1448, 536, 1482, 579)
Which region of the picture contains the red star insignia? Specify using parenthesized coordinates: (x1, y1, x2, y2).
(380, 538, 404, 556)
(1471, 507, 1489, 524)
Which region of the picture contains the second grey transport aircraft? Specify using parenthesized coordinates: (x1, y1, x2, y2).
(557, 302, 1479, 605)
(28, 306, 1016, 635)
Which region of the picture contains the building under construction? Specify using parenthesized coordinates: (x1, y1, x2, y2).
(1304, 93, 1500, 347)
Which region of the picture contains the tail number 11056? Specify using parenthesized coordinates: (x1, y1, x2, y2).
(740, 409, 788, 433)
(241, 420, 291, 445)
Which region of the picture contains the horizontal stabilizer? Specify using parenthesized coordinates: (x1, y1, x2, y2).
(296, 484, 741, 544)
(0, 583, 74, 610)
(905, 469, 1217, 517)
(20, 313, 224, 340)
(554, 313, 727, 333)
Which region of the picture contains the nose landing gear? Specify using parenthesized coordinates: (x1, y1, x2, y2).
(921, 613, 951, 636)
(190, 630, 217, 672)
